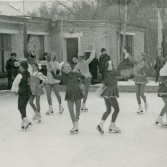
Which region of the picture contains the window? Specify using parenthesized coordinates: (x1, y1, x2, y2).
(120, 34, 134, 57)
(0, 34, 11, 73)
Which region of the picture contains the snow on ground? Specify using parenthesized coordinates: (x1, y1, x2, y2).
(0, 92, 166, 167)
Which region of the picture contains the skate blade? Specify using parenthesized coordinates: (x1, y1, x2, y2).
(154, 122, 167, 128)
(46, 112, 54, 115)
(24, 123, 32, 131)
(108, 129, 121, 133)
(81, 109, 88, 112)
(70, 130, 79, 135)
(136, 111, 143, 115)
(96, 126, 104, 135)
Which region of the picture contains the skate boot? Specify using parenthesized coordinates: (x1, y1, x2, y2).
(70, 122, 78, 135)
(81, 105, 88, 112)
(21, 120, 25, 130)
(108, 123, 121, 133)
(32, 112, 38, 121)
(96, 125, 104, 135)
(46, 106, 54, 115)
(137, 105, 143, 114)
(23, 117, 32, 130)
(36, 113, 42, 123)
(59, 105, 64, 114)
(144, 101, 148, 111)
(155, 116, 167, 127)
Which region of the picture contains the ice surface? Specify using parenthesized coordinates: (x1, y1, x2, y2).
(0, 92, 166, 167)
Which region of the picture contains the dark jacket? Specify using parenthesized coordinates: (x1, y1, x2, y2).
(50, 71, 85, 101)
(99, 54, 110, 73)
(18, 71, 31, 97)
(5, 58, 19, 78)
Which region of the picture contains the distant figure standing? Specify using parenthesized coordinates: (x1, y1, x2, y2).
(89, 54, 99, 84)
(5, 53, 19, 89)
(71, 57, 78, 70)
(99, 48, 110, 81)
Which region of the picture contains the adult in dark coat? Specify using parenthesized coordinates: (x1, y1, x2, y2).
(5, 53, 19, 89)
(99, 48, 110, 80)
(89, 54, 99, 84)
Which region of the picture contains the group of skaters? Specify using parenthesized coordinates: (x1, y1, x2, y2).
(9, 44, 167, 135)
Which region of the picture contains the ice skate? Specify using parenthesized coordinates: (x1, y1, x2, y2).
(108, 124, 121, 133)
(155, 116, 167, 127)
(137, 105, 143, 114)
(46, 108, 54, 115)
(23, 117, 32, 130)
(96, 125, 104, 135)
(21, 120, 24, 130)
(144, 101, 148, 111)
(81, 106, 88, 112)
(59, 105, 64, 114)
(32, 113, 38, 121)
(36, 113, 42, 123)
(70, 122, 78, 135)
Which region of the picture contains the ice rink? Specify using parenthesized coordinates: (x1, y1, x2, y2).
(0, 92, 167, 167)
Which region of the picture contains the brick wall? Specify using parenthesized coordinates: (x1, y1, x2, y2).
(54, 20, 145, 66)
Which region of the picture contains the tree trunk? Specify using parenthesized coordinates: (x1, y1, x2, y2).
(121, 1, 128, 61)
(23, 19, 28, 58)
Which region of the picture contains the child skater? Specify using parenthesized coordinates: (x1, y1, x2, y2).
(48, 62, 85, 134)
(74, 45, 95, 111)
(11, 61, 32, 130)
(29, 63, 47, 122)
(155, 59, 167, 126)
(40, 51, 64, 115)
(96, 60, 121, 135)
(124, 50, 148, 114)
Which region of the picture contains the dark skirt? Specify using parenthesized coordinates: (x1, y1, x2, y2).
(134, 75, 148, 84)
(101, 86, 119, 98)
(158, 76, 167, 97)
(65, 87, 84, 101)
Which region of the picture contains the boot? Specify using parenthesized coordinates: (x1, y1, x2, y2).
(70, 121, 78, 134)
(59, 104, 64, 114)
(109, 123, 121, 133)
(32, 111, 38, 121)
(81, 103, 88, 112)
(144, 101, 148, 111)
(137, 104, 143, 114)
(21, 119, 24, 130)
(155, 116, 167, 126)
(36, 113, 41, 123)
(46, 105, 53, 115)
(23, 117, 32, 130)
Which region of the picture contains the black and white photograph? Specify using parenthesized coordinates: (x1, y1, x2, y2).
(0, 0, 167, 167)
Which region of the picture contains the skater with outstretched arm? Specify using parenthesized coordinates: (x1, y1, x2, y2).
(11, 61, 32, 130)
(96, 60, 121, 135)
(74, 45, 95, 112)
(48, 62, 85, 134)
(124, 50, 149, 114)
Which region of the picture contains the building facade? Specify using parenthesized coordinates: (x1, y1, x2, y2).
(0, 15, 145, 88)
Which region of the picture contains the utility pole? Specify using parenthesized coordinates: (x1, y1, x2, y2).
(121, 0, 128, 61)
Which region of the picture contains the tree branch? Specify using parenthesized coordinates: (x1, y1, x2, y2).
(55, 0, 76, 16)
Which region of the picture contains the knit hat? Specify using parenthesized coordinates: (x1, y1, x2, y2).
(101, 48, 106, 53)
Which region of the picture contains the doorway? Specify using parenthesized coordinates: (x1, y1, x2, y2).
(66, 38, 78, 64)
